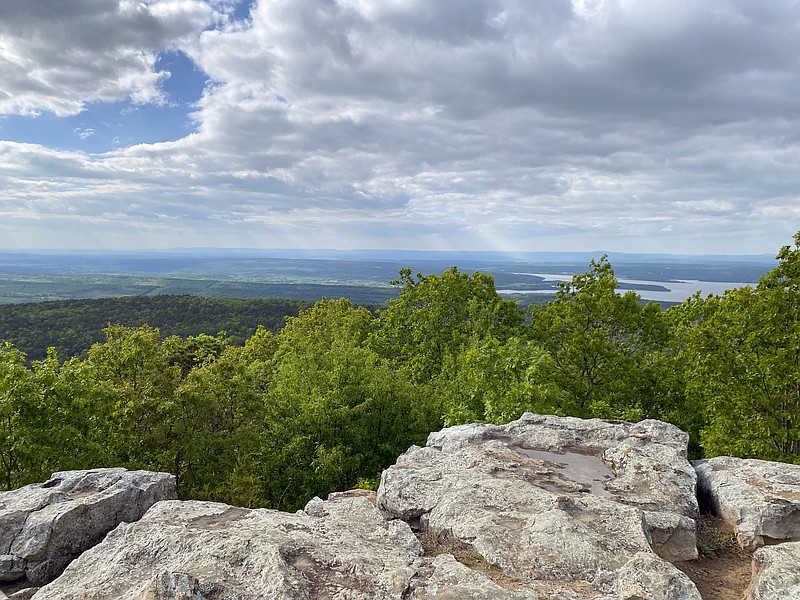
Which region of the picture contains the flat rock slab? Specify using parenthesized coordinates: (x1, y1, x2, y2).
(378, 413, 701, 599)
(31, 495, 424, 599)
(694, 456, 800, 550)
(0, 468, 176, 586)
(746, 540, 800, 600)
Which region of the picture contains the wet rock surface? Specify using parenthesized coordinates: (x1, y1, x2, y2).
(378, 413, 701, 598)
(0, 468, 176, 588)
(694, 456, 800, 551)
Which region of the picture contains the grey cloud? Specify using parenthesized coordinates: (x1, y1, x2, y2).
(227, 0, 800, 124)
(0, 0, 219, 116)
(0, 0, 214, 51)
(2, 0, 800, 253)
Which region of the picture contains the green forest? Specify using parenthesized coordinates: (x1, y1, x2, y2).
(0, 295, 313, 361)
(1, 232, 799, 511)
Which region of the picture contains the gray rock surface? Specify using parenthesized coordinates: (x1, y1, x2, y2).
(32, 495, 424, 599)
(615, 552, 704, 600)
(378, 413, 701, 599)
(0, 590, 37, 600)
(0, 588, 37, 600)
(0, 468, 176, 586)
(746, 540, 800, 600)
(26, 417, 800, 598)
(694, 456, 800, 550)
(408, 552, 539, 599)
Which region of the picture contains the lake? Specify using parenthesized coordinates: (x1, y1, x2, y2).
(499, 273, 753, 303)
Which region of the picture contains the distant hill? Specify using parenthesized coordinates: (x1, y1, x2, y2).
(0, 295, 314, 361)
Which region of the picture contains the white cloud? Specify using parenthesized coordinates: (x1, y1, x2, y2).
(74, 128, 96, 140)
(1, 0, 800, 253)
(0, 0, 220, 116)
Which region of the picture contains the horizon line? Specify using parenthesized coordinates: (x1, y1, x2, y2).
(0, 247, 777, 258)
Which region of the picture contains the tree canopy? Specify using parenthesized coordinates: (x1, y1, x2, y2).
(682, 232, 800, 462)
(1, 233, 798, 509)
(526, 257, 671, 420)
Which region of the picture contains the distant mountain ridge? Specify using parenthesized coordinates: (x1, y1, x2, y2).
(0, 247, 777, 265)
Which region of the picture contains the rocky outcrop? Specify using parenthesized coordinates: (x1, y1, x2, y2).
(745, 540, 800, 600)
(32, 495, 423, 599)
(378, 413, 701, 599)
(0, 468, 176, 588)
(694, 456, 800, 551)
(8, 414, 800, 599)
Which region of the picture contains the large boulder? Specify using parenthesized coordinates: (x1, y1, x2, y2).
(746, 541, 800, 600)
(32, 495, 424, 599)
(378, 413, 701, 599)
(694, 456, 800, 551)
(0, 468, 176, 588)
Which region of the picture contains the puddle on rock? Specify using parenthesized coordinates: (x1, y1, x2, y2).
(512, 447, 614, 497)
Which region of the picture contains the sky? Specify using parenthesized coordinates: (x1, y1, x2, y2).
(1, 0, 799, 255)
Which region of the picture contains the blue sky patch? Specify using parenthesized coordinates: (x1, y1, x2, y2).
(232, 0, 256, 22)
(0, 50, 208, 153)
(156, 50, 208, 106)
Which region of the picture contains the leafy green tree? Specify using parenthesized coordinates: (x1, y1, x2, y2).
(238, 325, 279, 394)
(0, 343, 38, 489)
(0, 344, 118, 489)
(84, 325, 269, 501)
(86, 325, 181, 470)
(372, 267, 524, 383)
(660, 293, 714, 457)
(30, 351, 116, 475)
(163, 332, 230, 376)
(260, 299, 426, 510)
(440, 337, 563, 426)
(527, 257, 671, 419)
(172, 343, 264, 505)
(684, 233, 800, 462)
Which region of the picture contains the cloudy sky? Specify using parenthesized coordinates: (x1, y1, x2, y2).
(1, 0, 799, 254)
